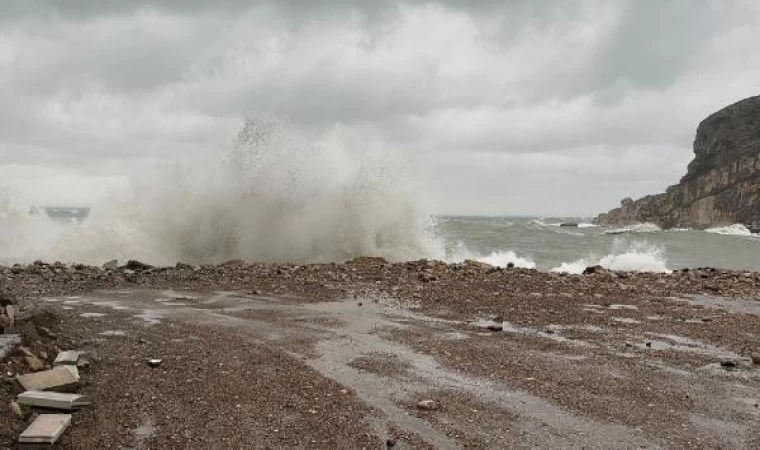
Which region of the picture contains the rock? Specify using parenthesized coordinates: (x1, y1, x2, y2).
(464, 260, 493, 270)
(0, 334, 21, 360)
(0, 294, 14, 307)
(720, 360, 737, 369)
(147, 359, 163, 368)
(18, 391, 91, 411)
(5, 304, 14, 328)
(596, 95, 760, 229)
(19, 321, 42, 344)
(25, 356, 44, 371)
(16, 366, 80, 391)
(10, 401, 27, 418)
(175, 262, 194, 270)
(54, 351, 83, 366)
(583, 265, 607, 275)
(125, 260, 153, 271)
(417, 399, 439, 411)
(19, 414, 72, 444)
(751, 352, 760, 365)
(103, 260, 119, 270)
(559, 222, 579, 227)
(486, 324, 504, 332)
(386, 438, 397, 447)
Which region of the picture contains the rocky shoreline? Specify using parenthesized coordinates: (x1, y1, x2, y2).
(596, 95, 760, 231)
(2, 259, 760, 448)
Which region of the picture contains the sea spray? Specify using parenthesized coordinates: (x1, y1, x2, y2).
(551, 240, 671, 274)
(0, 118, 443, 265)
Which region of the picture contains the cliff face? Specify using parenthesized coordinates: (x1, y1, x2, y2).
(595, 95, 760, 232)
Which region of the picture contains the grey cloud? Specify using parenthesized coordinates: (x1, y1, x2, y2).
(1, 0, 759, 213)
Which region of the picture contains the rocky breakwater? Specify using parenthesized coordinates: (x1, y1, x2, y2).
(596, 95, 760, 232)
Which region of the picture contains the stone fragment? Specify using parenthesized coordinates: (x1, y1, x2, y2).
(19, 414, 72, 444)
(54, 351, 83, 366)
(103, 259, 119, 270)
(751, 352, 760, 365)
(16, 366, 80, 392)
(18, 391, 90, 411)
(0, 334, 21, 360)
(147, 359, 163, 368)
(417, 399, 439, 411)
(5, 304, 14, 328)
(25, 356, 44, 372)
(10, 401, 25, 418)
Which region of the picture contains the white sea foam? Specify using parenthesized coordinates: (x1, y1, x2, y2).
(577, 223, 597, 228)
(551, 241, 671, 274)
(0, 118, 443, 265)
(475, 250, 536, 269)
(704, 224, 756, 237)
(604, 223, 661, 235)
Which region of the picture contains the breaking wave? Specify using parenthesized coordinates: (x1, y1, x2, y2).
(0, 118, 442, 265)
(474, 250, 536, 269)
(705, 224, 756, 237)
(551, 241, 671, 274)
(604, 223, 661, 235)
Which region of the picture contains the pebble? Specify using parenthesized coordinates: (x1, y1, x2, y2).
(10, 401, 25, 418)
(148, 359, 163, 368)
(720, 360, 737, 369)
(417, 399, 439, 411)
(751, 353, 760, 365)
(386, 438, 397, 447)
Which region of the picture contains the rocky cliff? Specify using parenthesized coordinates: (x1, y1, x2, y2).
(595, 95, 760, 232)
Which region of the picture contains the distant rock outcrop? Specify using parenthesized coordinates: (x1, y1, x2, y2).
(595, 95, 760, 232)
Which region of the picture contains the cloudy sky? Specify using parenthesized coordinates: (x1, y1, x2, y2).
(1, 0, 758, 216)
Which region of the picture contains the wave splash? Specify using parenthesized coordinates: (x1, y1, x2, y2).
(0, 118, 442, 265)
(705, 224, 757, 237)
(551, 240, 671, 274)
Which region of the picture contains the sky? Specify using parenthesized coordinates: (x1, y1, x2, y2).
(0, 0, 759, 216)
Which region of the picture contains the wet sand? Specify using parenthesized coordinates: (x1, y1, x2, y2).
(2, 259, 760, 448)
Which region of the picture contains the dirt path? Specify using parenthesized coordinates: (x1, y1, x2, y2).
(19, 286, 760, 449)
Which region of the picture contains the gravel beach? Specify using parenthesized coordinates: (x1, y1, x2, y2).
(2, 258, 760, 449)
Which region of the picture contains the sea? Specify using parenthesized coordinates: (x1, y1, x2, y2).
(1, 118, 758, 272)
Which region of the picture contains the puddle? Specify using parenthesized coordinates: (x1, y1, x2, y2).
(637, 333, 743, 360)
(80, 312, 106, 318)
(100, 330, 127, 336)
(609, 304, 638, 311)
(474, 319, 596, 348)
(89, 300, 132, 311)
(134, 310, 165, 326)
(133, 417, 156, 450)
(680, 295, 760, 316)
(613, 317, 641, 324)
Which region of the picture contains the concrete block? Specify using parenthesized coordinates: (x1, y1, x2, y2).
(54, 351, 82, 366)
(16, 366, 80, 392)
(19, 414, 71, 444)
(18, 391, 90, 411)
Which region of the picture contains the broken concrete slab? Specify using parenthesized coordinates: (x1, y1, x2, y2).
(19, 414, 72, 444)
(0, 334, 21, 360)
(16, 366, 80, 392)
(18, 391, 90, 411)
(54, 350, 83, 366)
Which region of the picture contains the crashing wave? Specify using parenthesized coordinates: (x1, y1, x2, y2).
(551, 241, 671, 274)
(604, 223, 661, 235)
(704, 224, 757, 237)
(0, 118, 443, 265)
